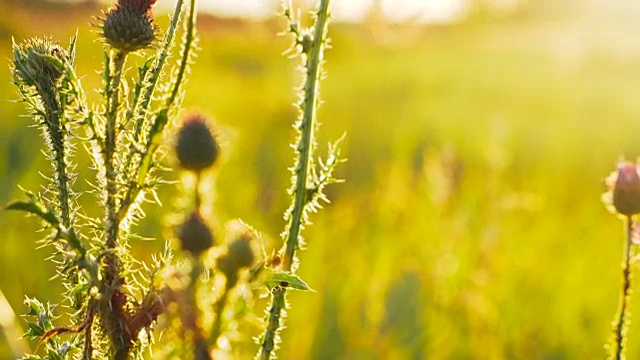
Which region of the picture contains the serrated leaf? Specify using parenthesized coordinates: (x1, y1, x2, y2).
(26, 322, 45, 337)
(68, 31, 78, 65)
(6, 200, 59, 226)
(265, 272, 314, 291)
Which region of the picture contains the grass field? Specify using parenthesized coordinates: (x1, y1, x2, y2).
(2, 1, 640, 358)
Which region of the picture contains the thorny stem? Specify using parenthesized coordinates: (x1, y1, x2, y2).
(63, 35, 103, 153)
(117, 0, 197, 223)
(612, 215, 634, 360)
(37, 80, 88, 315)
(14, 80, 86, 257)
(104, 49, 127, 263)
(39, 87, 72, 229)
(259, 0, 331, 358)
(121, 0, 186, 180)
(259, 287, 286, 360)
(102, 49, 130, 359)
(168, 0, 197, 107)
(282, 4, 329, 272)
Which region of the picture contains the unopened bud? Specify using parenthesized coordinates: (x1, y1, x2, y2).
(13, 38, 69, 88)
(102, 0, 158, 53)
(175, 114, 220, 172)
(228, 231, 255, 270)
(216, 222, 256, 287)
(613, 162, 640, 215)
(178, 212, 214, 256)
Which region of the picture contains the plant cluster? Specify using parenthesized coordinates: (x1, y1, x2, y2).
(6, 0, 341, 359)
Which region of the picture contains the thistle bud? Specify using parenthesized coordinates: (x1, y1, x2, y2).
(611, 162, 640, 215)
(178, 212, 214, 256)
(13, 38, 69, 88)
(102, 0, 158, 53)
(175, 114, 221, 172)
(216, 222, 256, 287)
(227, 229, 255, 270)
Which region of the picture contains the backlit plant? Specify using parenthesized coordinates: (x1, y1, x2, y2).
(6, 0, 340, 359)
(603, 161, 640, 360)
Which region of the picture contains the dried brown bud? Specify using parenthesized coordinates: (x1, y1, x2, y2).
(612, 162, 640, 215)
(175, 114, 220, 172)
(178, 212, 214, 256)
(102, 0, 158, 52)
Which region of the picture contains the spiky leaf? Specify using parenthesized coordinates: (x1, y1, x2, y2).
(265, 272, 314, 291)
(6, 199, 59, 226)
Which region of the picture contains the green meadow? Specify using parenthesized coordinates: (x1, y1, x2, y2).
(2, 1, 640, 358)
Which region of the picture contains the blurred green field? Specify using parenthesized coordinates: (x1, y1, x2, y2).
(3, 1, 640, 359)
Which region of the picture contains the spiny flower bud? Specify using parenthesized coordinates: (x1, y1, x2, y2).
(102, 0, 158, 53)
(608, 161, 640, 216)
(13, 38, 69, 88)
(175, 114, 221, 172)
(227, 224, 255, 270)
(217, 222, 256, 287)
(178, 212, 214, 256)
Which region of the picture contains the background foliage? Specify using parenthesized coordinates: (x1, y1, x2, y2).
(2, 0, 640, 358)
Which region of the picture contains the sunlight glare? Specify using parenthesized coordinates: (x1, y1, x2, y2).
(156, 0, 468, 23)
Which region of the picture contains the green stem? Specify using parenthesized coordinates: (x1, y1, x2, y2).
(37, 85, 72, 230)
(259, 1, 331, 358)
(259, 287, 286, 360)
(37, 83, 87, 315)
(104, 49, 126, 252)
(282, 6, 328, 270)
(194, 171, 202, 210)
(101, 49, 130, 358)
(117, 0, 198, 222)
(209, 285, 230, 346)
(62, 41, 102, 153)
(16, 78, 85, 256)
(121, 0, 185, 179)
(612, 215, 634, 359)
(186, 261, 211, 360)
(168, 0, 197, 107)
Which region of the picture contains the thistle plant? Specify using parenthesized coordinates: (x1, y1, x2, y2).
(6, 0, 341, 358)
(603, 161, 640, 359)
(9, 0, 198, 357)
(256, 0, 343, 358)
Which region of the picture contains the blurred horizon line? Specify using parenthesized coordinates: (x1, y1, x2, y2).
(49, 0, 526, 25)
